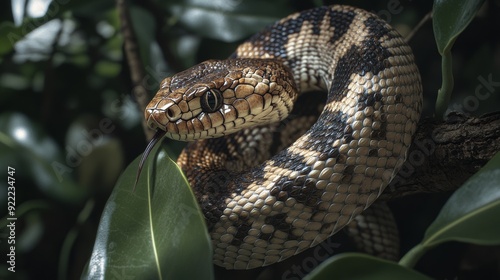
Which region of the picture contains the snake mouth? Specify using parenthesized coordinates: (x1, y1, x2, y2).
(145, 108, 170, 131)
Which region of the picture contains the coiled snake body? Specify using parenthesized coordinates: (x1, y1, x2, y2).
(145, 5, 422, 270)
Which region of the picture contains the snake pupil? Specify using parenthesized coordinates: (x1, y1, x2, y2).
(201, 89, 222, 113)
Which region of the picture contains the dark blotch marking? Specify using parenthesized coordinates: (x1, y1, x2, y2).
(358, 92, 376, 109)
(290, 185, 302, 197)
(277, 222, 292, 232)
(372, 108, 388, 140)
(229, 217, 252, 246)
(319, 152, 329, 161)
(265, 213, 287, 224)
(395, 94, 403, 103)
(263, 213, 293, 238)
(231, 239, 242, 246)
(277, 191, 288, 201)
(337, 154, 347, 164)
(294, 178, 322, 207)
(294, 175, 306, 186)
(328, 148, 340, 159)
(300, 166, 312, 175)
(320, 222, 335, 233)
(303, 110, 349, 152)
(364, 16, 393, 40)
(344, 165, 355, 175)
(240, 7, 330, 67)
(288, 231, 301, 240)
(329, 16, 393, 104)
(369, 149, 378, 157)
(328, 9, 356, 44)
(341, 165, 355, 183)
(370, 130, 385, 140)
(329, 45, 361, 103)
(259, 233, 273, 241)
(270, 186, 280, 196)
(282, 181, 294, 192)
(181, 136, 270, 231)
(267, 166, 324, 208)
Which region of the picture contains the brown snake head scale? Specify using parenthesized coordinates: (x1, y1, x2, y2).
(145, 59, 298, 141)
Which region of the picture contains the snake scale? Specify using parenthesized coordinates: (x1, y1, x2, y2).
(144, 5, 422, 270)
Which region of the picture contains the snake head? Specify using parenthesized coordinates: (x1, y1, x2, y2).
(145, 59, 297, 141)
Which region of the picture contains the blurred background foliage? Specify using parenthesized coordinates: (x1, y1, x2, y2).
(0, 0, 499, 279)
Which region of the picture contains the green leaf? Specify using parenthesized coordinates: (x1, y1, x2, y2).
(423, 152, 500, 246)
(129, 6, 156, 70)
(0, 0, 115, 57)
(0, 112, 87, 204)
(83, 142, 213, 280)
(65, 115, 124, 190)
(165, 0, 292, 42)
(0, 22, 21, 55)
(304, 253, 431, 280)
(432, 0, 486, 119)
(400, 152, 500, 267)
(433, 0, 486, 54)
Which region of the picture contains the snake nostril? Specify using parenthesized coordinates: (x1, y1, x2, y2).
(166, 108, 175, 120)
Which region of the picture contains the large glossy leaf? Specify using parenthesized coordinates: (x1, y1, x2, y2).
(432, 0, 486, 118)
(129, 5, 156, 71)
(0, 112, 86, 204)
(304, 253, 431, 280)
(433, 0, 486, 54)
(400, 152, 500, 267)
(422, 152, 500, 246)
(164, 0, 292, 42)
(83, 142, 213, 280)
(0, 0, 107, 55)
(65, 115, 124, 190)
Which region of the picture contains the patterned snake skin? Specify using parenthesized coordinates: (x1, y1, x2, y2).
(144, 5, 422, 269)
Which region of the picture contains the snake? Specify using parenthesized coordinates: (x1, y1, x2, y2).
(142, 5, 422, 270)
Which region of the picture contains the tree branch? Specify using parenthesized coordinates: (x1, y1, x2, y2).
(135, 0, 184, 72)
(383, 111, 500, 199)
(116, 0, 155, 141)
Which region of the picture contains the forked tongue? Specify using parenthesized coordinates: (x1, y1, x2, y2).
(134, 129, 166, 191)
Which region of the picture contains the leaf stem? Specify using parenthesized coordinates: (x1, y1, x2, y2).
(405, 11, 432, 43)
(399, 243, 427, 268)
(435, 49, 454, 120)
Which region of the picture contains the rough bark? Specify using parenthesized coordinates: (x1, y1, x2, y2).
(382, 111, 500, 200)
(116, 0, 155, 141)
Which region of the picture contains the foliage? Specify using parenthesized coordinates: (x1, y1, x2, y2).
(0, 0, 499, 279)
(433, 0, 487, 119)
(82, 143, 213, 280)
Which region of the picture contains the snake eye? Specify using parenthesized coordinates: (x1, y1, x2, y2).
(201, 89, 223, 113)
